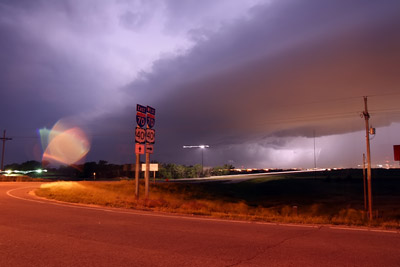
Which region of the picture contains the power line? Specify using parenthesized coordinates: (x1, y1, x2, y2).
(260, 91, 400, 114)
(6, 92, 400, 140)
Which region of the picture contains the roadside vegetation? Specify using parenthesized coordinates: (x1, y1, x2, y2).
(4, 160, 234, 180)
(0, 174, 47, 182)
(35, 170, 400, 229)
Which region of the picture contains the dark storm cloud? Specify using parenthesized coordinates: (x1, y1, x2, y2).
(0, 0, 259, 164)
(2, 0, 400, 167)
(113, 0, 400, 166)
(0, 0, 142, 162)
(0, 1, 114, 123)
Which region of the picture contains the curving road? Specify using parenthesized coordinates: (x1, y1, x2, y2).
(0, 182, 399, 266)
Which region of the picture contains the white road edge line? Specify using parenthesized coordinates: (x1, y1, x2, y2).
(6, 185, 400, 234)
(330, 226, 398, 234)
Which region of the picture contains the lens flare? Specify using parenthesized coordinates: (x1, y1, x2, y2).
(40, 120, 90, 166)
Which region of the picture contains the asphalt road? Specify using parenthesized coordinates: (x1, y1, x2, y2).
(1, 182, 399, 267)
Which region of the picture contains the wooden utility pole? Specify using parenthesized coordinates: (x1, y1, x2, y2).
(313, 130, 317, 178)
(1, 130, 12, 171)
(362, 96, 373, 220)
(313, 130, 316, 170)
(362, 153, 367, 211)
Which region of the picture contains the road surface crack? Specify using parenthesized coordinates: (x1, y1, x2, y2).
(225, 226, 323, 267)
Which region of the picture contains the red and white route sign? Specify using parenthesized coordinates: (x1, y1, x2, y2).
(146, 128, 155, 144)
(135, 127, 146, 143)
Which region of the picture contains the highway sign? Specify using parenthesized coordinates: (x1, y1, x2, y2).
(147, 106, 155, 116)
(147, 113, 155, 128)
(137, 104, 147, 114)
(136, 112, 146, 128)
(146, 129, 155, 143)
(146, 106, 155, 128)
(141, 163, 158, 171)
(135, 127, 146, 143)
(135, 143, 145, 154)
(394, 145, 400, 161)
(146, 144, 154, 154)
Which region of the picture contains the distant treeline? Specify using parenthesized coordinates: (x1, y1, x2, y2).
(4, 160, 235, 179)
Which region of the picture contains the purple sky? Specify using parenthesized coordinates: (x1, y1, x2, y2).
(1, 0, 400, 169)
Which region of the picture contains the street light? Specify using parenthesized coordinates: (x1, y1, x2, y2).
(183, 145, 210, 175)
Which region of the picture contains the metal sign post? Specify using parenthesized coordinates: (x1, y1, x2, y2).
(144, 106, 156, 199)
(145, 150, 150, 198)
(135, 104, 147, 199)
(135, 152, 140, 199)
(135, 104, 156, 200)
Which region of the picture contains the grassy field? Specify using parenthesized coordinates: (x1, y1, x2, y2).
(34, 169, 400, 229)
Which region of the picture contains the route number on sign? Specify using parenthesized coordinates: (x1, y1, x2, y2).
(147, 114, 155, 128)
(146, 129, 155, 143)
(135, 128, 146, 143)
(136, 113, 146, 128)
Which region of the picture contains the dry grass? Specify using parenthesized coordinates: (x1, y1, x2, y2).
(35, 180, 400, 229)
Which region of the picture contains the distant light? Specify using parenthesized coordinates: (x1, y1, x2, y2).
(183, 145, 210, 149)
(2, 169, 47, 175)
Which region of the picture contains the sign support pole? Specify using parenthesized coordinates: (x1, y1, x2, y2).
(144, 105, 155, 199)
(145, 148, 150, 199)
(136, 104, 155, 200)
(135, 153, 140, 199)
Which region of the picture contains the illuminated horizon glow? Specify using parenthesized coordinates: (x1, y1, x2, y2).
(40, 120, 90, 166)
